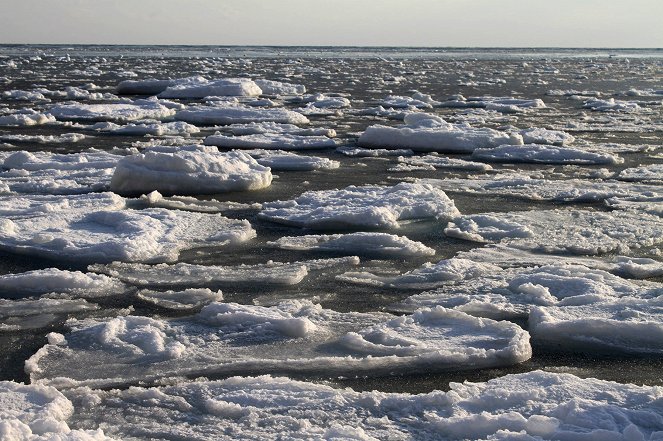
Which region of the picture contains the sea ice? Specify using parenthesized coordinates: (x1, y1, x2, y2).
(137, 288, 224, 310)
(0, 192, 256, 263)
(0, 111, 56, 127)
(518, 127, 575, 146)
(49, 100, 176, 122)
(158, 77, 262, 98)
(444, 209, 663, 254)
(267, 232, 435, 257)
(203, 132, 337, 150)
(0, 268, 124, 298)
(259, 182, 460, 229)
(618, 164, 663, 183)
(223, 121, 335, 137)
(87, 121, 200, 136)
(390, 154, 493, 172)
(254, 79, 306, 95)
(471, 144, 623, 165)
(583, 98, 641, 112)
(109, 145, 272, 195)
(0, 298, 98, 331)
(357, 113, 523, 153)
(28, 301, 529, 387)
(88, 257, 359, 287)
(242, 150, 340, 171)
(175, 102, 309, 125)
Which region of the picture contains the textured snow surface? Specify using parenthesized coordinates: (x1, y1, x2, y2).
(89, 256, 359, 287)
(268, 232, 435, 257)
(391, 154, 492, 172)
(87, 121, 200, 136)
(28, 301, 529, 387)
(0, 193, 256, 263)
(619, 164, 663, 183)
(245, 149, 340, 171)
(260, 182, 460, 229)
(49, 100, 176, 122)
(17, 371, 658, 440)
(0, 112, 56, 127)
(110, 145, 272, 195)
(158, 78, 263, 99)
(136, 288, 223, 310)
(175, 102, 309, 125)
(444, 209, 663, 254)
(358, 113, 523, 152)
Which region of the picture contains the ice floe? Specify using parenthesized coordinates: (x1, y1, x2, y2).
(618, 164, 663, 183)
(267, 232, 435, 257)
(530, 296, 663, 354)
(0, 298, 98, 331)
(49, 100, 176, 122)
(243, 149, 340, 171)
(583, 98, 641, 112)
(358, 113, 523, 153)
(87, 121, 200, 136)
(158, 77, 263, 99)
(175, 102, 309, 125)
(254, 79, 306, 95)
(444, 209, 663, 254)
(222, 121, 335, 137)
(0, 111, 56, 126)
(109, 145, 272, 195)
(0, 133, 87, 144)
(518, 127, 575, 146)
(89, 257, 359, 287)
(0, 268, 124, 298)
(336, 146, 414, 157)
(137, 288, 223, 310)
(390, 154, 493, 172)
(471, 144, 623, 165)
(259, 182, 460, 229)
(28, 300, 529, 387)
(203, 132, 337, 150)
(0, 192, 256, 263)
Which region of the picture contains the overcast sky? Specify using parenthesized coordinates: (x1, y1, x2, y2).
(1, 0, 662, 47)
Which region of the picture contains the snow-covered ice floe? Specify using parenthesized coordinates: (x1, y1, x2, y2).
(420, 173, 662, 203)
(158, 77, 263, 98)
(358, 113, 523, 153)
(27, 300, 530, 387)
(438, 95, 546, 113)
(0, 298, 98, 332)
(444, 209, 663, 254)
(86, 120, 200, 136)
(337, 146, 414, 157)
(267, 232, 435, 257)
(259, 182, 460, 229)
(109, 145, 272, 195)
(14, 370, 663, 440)
(0, 192, 256, 263)
(137, 288, 224, 310)
(583, 98, 642, 112)
(89, 256, 360, 287)
(49, 99, 176, 122)
(0, 149, 121, 195)
(471, 144, 623, 165)
(175, 102, 309, 125)
(242, 149, 340, 171)
(397, 262, 663, 320)
(530, 297, 663, 354)
(203, 132, 337, 150)
(618, 164, 663, 184)
(0, 268, 124, 298)
(222, 121, 335, 137)
(518, 127, 575, 146)
(0, 111, 55, 127)
(390, 154, 492, 172)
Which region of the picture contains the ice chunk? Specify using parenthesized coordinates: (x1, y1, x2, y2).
(88, 121, 200, 136)
(109, 146, 272, 195)
(56, 371, 663, 440)
(390, 154, 493, 172)
(137, 288, 223, 310)
(518, 127, 575, 146)
(89, 257, 358, 287)
(28, 301, 529, 387)
(0, 298, 98, 331)
(159, 77, 262, 98)
(0, 268, 124, 298)
(583, 98, 641, 112)
(116, 78, 178, 95)
(224, 121, 335, 137)
(0, 112, 56, 126)
(243, 149, 340, 171)
(268, 232, 435, 257)
(254, 79, 306, 95)
(260, 182, 460, 229)
(618, 164, 663, 183)
(0, 381, 110, 440)
(339, 258, 501, 289)
(358, 113, 523, 153)
(0, 133, 87, 144)
(471, 144, 623, 165)
(420, 173, 662, 203)
(203, 132, 336, 150)
(444, 209, 663, 254)
(49, 99, 176, 122)
(2, 89, 49, 101)
(530, 297, 663, 353)
(0, 193, 255, 263)
(399, 263, 662, 319)
(336, 146, 414, 157)
(175, 102, 309, 125)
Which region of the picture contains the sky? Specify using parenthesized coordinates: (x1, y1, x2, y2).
(0, 0, 662, 47)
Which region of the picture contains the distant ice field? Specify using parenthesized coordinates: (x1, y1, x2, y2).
(0, 45, 662, 439)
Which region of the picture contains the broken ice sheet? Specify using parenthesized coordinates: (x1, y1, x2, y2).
(0, 193, 256, 263)
(444, 209, 663, 255)
(16, 371, 662, 440)
(136, 288, 223, 310)
(259, 182, 460, 229)
(0, 298, 98, 331)
(89, 256, 360, 287)
(267, 232, 435, 258)
(27, 301, 530, 388)
(0, 268, 125, 298)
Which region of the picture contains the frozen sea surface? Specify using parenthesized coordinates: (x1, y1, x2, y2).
(0, 45, 662, 438)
